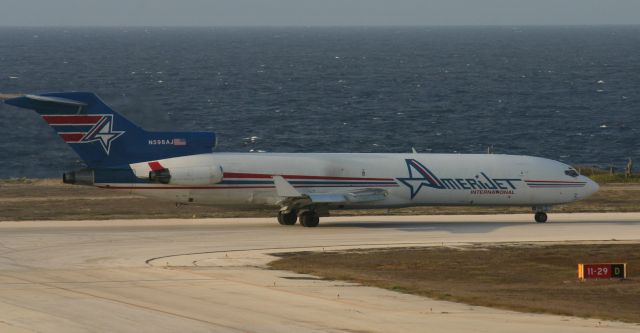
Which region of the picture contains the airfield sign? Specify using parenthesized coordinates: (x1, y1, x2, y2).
(578, 263, 627, 280)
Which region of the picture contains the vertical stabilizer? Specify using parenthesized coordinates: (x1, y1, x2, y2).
(4, 92, 216, 168)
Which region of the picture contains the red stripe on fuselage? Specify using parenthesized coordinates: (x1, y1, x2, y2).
(223, 172, 392, 181)
(59, 133, 84, 142)
(525, 180, 587, 183)
(42, 115, 103, 125)
(97, 185, 276, 190)
(96, 184, 399, 190)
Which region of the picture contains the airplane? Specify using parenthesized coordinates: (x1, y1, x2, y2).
(3, 92, 599, 227)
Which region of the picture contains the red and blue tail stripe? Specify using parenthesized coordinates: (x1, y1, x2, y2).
(42, 115, 109, 143)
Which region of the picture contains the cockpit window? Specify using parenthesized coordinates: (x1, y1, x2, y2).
(564, 169, 579, 177)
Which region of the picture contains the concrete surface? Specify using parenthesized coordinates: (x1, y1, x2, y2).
(0, 213, 639, 332)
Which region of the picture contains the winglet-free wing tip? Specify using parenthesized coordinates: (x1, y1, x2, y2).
(273, 176, 303, 197)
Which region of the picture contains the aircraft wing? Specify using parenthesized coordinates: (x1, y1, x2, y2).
(306, 189, 388, 203)
(273, 176, 389, 205)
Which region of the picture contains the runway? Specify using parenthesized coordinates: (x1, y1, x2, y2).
(0, 213, 638, 332)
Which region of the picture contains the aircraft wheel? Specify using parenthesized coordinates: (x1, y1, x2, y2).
(299, 211, 320, 228)
(278, 210, 297, 225)
(534, 212, 548, 223)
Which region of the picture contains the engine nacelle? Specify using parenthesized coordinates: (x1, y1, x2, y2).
(63, 168, 95, 186)
(149, 165, 223, 185)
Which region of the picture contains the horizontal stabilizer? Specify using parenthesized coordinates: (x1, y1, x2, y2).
(0, 93, 22, 100)
(24, 94, 87, 107)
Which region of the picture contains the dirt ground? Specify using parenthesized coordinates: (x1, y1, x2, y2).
(270, 243, 640, 323)
(1, 179, 639, 221)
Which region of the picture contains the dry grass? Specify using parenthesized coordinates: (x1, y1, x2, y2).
(270, 243, 640, 323)
(1, 179, 639, 221)
(0, 180, 275, 221)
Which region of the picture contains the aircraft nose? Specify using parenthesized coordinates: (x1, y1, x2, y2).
(582, 177, 600, 198)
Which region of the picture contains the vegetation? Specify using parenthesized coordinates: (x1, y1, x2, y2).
(1, 177, 35, 184)
(576, 165, 640, 184)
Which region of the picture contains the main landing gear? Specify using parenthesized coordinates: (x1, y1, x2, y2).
(277, 209, 320, 227)
(277, 210, 297, 225)
(299, 210, 320, 228)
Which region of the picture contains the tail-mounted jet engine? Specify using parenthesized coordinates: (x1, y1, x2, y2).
(149, 165, 223, 185)
(62, 168, 95, 185)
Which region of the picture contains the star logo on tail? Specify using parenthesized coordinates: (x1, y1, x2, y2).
(81, 115, 124, 155)
(397, 159, 445, 199)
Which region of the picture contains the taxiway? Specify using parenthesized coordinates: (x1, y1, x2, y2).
(0, 213, 638, 332)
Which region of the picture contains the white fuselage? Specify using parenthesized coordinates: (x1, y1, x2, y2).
(103, 153, 599, 210)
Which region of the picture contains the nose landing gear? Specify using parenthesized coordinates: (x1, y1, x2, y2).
(534, 212, 548, 223)
(532, 206, 550, 223)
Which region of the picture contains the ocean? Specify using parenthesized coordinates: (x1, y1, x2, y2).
(0, 26, 638, 178)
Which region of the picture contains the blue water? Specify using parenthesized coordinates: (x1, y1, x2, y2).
(0, 26, 639, 178)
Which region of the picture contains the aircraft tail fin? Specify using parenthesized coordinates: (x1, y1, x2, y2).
(4, 92, 216, 168)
